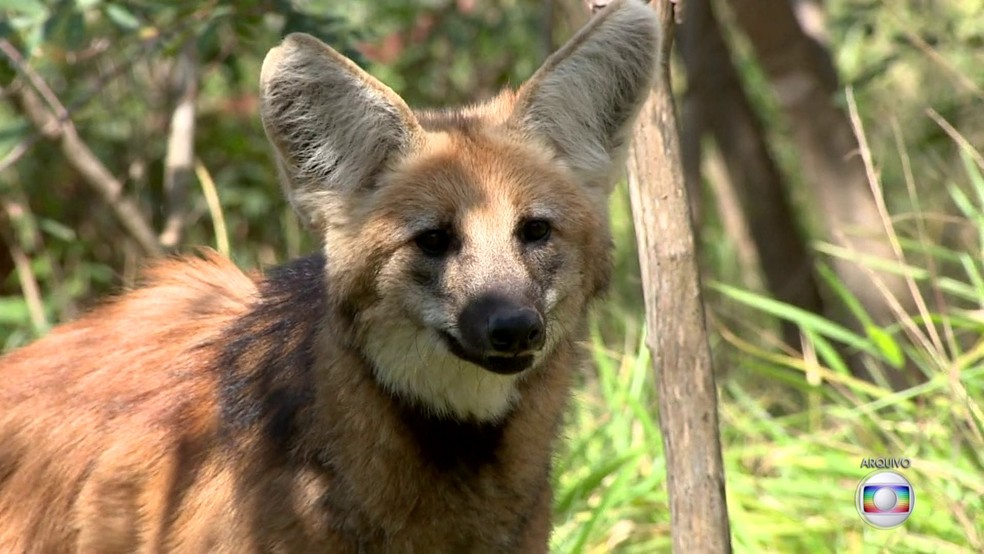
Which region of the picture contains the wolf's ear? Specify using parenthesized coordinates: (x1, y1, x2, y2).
(510, 0, 659, 193)
(260, 33, 423, 229)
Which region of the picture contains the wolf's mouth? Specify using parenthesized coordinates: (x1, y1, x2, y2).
(438, 331, 535, 375)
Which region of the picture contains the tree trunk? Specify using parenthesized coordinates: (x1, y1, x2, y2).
(678, 0, 824, 349)
(728, 0, 919, 389)
(624, 1, 733, 551)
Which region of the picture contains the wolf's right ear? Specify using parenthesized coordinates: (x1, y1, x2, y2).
(260, 33, 423, 229)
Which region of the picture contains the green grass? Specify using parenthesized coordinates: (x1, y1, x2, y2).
(549, 135, 984, 553)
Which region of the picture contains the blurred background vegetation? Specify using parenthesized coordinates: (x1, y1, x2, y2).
(1, 0, 981, 552)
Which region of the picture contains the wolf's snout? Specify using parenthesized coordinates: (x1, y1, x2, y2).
(488, 307, 544, 354)
(458, 294, 546, 360)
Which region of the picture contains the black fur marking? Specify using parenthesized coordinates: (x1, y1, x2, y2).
(534, 250, 564, 294)
(542, 251, 564, 277)
(218, 254, 327, 451)
(396, 399, 507, 474)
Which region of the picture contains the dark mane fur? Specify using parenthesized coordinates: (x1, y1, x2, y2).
(218, 254, 326, 451)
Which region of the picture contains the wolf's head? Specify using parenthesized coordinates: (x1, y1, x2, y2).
(259, 0, 659, 421)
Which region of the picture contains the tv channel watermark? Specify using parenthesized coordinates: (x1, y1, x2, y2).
(855, 460, 915, 529)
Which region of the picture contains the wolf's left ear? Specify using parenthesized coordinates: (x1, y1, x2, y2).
(510, 0, 659, 193)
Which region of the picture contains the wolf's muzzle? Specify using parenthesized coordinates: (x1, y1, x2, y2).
(444, 293, 546, 374)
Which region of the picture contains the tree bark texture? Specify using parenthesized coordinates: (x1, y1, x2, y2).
(728, 0, 918, 388)
(626, 1, 733, 551)
(678, 0, 824, 349)
(159, 41, 199, 249)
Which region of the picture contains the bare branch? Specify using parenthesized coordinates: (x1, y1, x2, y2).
(0, 28, 173, 174)
(0, 40, 162, 257)
(0, 40, 70, 124)
(159, 41, 199, 248)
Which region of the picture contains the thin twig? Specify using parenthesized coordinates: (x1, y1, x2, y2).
(892, 118, 959, 362)
(7, 240, 47, 332)
(846, 87, 944, 360)
(0, 40, 70, 124)
(902, 28, 984, 102)
(0, 176, 78, 321)
(927, 108, 984, 172)
(0, 202, 48, 332)
(0, 25, 180, 173)
(0, 41, 162, 256)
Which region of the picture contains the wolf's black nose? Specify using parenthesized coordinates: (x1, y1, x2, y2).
(487, 308, 545, 354)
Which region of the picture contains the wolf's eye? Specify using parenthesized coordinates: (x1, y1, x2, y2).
(520, 219, 551, 244)
(415, 229, 452, 257)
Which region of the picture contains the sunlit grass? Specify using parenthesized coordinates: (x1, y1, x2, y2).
(551, 122, 984, 554)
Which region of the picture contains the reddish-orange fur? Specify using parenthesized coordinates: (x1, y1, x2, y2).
(0, 254, 253, 552)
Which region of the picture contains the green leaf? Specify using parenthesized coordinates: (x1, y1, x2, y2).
(43, 4, 87, 51)
(0, 296, 30, 324)
(0, 0, 45, 16)
(712, 282, 886, 361)
(803, 328, 850, 376)
(959, 148, 984, 210)
(865, 324, 905, 369)
(103, 3, 139, 29)
(949, 181, 978, 219)
(817, 262, 875, 329)
(39, 218, 76, 242)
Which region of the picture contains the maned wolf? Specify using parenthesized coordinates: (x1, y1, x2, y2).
(0, 1, 659, 551)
